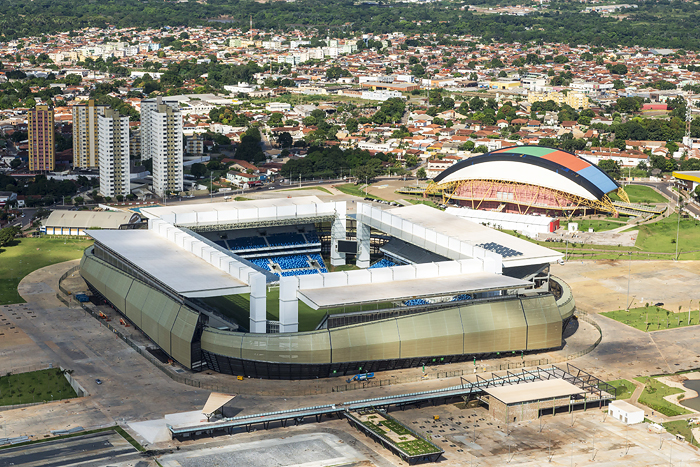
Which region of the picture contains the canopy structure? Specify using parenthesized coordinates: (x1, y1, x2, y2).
(88, 230, 249, 298)
(202, 393, 236, 417)
(484, 379, 585, 405)
(298, 272, 532, 309)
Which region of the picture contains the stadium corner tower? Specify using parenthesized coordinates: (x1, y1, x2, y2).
(80, 196, 574, 379)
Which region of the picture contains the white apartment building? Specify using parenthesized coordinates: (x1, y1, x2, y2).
(98, 109, 131, 198)
(72, 100, 108, 169)
(141, 97, 183, 197)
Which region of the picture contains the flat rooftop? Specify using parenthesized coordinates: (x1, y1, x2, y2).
(484, 379, 585, 405)
(139, 196, 336, 229)
(298, 272, 531, 309)
(88, 230, 249, 298)
(388, 204, 562, 265)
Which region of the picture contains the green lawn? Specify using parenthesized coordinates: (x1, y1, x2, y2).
(607, 379, 636, 399)
(560, 218, 628, 233)
(398, 438, 442, 456)
(600, 306, 700, 332)
(282, 187, 332, 195)
(663, 420, 699, 447)
(609, 185, 668, 204)
(634, 376, 692, 417)
(336, 183, 386, 201)
(0, 368, 77, 406)
(636, 214, 700, 258)
(0, 237, 93, 305)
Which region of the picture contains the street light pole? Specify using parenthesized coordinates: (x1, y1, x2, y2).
(675, 201, 682, 260)
(626, 251, 632, 311)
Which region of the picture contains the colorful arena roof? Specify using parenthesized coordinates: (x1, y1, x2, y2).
(434, 146, 620, 201)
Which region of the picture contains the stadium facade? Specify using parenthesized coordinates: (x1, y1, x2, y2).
(79, 196, 576, 379)
(427, 146, 628, 217)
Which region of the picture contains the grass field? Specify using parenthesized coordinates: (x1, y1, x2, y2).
(634, 376, 692, 417)
(663, 420, 699, 447)
(600, 306, 700, 332)
(502, 213, 700, 260)
(560, 218, 629, 232)
(282, 187, 332, 195)
(636, 214, 700, 258)
(336, 183, 386, 201)
(609, 185, 668, 204)
(607, 379, 636, 399)
(0, 237, 93, 305)
(0, 368, 77, 406)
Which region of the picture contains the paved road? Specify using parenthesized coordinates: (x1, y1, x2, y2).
(0, 431, 140, 467)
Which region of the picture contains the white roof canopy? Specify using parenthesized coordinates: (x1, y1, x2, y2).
(88, 230, 249, 298)
(298, 272, 531, 309)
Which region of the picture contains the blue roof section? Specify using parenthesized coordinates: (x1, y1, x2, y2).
(577, 166, 619, 195)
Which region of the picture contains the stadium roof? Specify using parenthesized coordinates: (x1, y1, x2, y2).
(386, 204, 562, 267)
(139, 196, 338, 229)
(673, 171, 700, 184)
(434, 146, 619, 201)
(87, 230, 249, 298)
(297, 272, 532, 309)
(44, 210, 140, 229)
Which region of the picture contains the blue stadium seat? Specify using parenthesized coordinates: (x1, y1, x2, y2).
(451, 294, 473, 302)
(248, 258, 272, 271)
(270, 254, 311, 270)
(403, 298, 429, 306)
(369, 258, 398, 269)
(228, 236, 268, 251)
(267, 233, 307, 248)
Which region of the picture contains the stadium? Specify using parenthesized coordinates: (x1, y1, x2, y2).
(79, 196, 576, 380)
(424, 146, 637, 217)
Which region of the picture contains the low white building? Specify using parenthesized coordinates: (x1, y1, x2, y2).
(445, 207, 559, 238)
(608, 400, 644, 425)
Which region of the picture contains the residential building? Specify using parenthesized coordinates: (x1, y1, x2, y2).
(72, 99, 108, 169)
(141, 97, 183, 197)
(28, 104, 55, 172)
(98, 109, 131, 198)
(129, 127, 141, 158)
(185, 134, 204, 155)
(527, 91, 590, 109)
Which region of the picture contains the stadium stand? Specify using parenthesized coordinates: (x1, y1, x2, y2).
(369, 258, 399, 269)
(267, 233, 308, 248)
(248, 257, 272, 271)
(452, 294, 473, 302)
(271, 254, 311, 270)
(227, 236, 268, 251)
(404, 298, 430, 306)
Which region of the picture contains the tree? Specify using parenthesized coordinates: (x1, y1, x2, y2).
(474, 145, 489, 154)
(345, 118, 358, 134)
(10, 159, 21, 169)
(268, 112, 284, 126)
(0, 226, 19, 248)
(598, 160, 621, 179)
(190, 163, 207, 178)
(416, 167, 427, 179)
(277, 132, 293, 148)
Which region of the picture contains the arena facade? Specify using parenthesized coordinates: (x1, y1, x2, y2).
(80, 196, 576, 379)
(428, 146, 628, 217)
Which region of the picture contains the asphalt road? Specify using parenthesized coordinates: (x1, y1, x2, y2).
(630, 180, 700, 218)
(0, 431, 140, 467)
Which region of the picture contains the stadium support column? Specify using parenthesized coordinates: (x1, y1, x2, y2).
(249, 272, 267, 333)
(355, 221, 370, 268)
(330, 204, 347, 267)
(279, 277, 298, 333)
